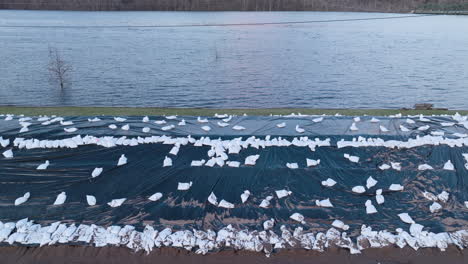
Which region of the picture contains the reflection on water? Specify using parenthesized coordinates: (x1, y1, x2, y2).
(0, 11, 468, 108)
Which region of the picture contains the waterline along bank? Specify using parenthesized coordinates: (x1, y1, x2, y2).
(0, 107, 467, 116)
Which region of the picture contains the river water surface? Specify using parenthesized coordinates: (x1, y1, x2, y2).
(0, 11, 467, 108)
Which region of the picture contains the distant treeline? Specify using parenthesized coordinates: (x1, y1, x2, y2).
(1, 0, 467, 12)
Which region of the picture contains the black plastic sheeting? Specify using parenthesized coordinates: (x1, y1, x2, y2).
(0, 115, 467, 235)
(1, 115, 468, 139)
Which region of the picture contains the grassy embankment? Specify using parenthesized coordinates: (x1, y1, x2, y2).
(0, 106, 466, 116)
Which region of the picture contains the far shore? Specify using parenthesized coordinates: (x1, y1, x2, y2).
(1, 0, 466, 14)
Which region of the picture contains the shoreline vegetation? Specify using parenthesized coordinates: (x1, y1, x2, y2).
(0, 0, 467, 13)
(0, 106, 467, 116)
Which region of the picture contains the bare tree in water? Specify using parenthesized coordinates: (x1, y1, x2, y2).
(48, 47, 72, 90)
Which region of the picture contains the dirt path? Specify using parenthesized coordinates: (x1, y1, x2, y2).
(1, 246, 467, 264)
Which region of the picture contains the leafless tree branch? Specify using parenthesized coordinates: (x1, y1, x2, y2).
(48, 46, 72, 90)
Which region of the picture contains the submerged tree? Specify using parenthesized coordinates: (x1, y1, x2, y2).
(48, 47, 72, 90)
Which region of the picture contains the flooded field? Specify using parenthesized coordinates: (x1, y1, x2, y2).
(1, 11, 468, 108)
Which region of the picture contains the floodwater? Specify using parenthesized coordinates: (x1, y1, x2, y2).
(0, 11, 467, 109)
